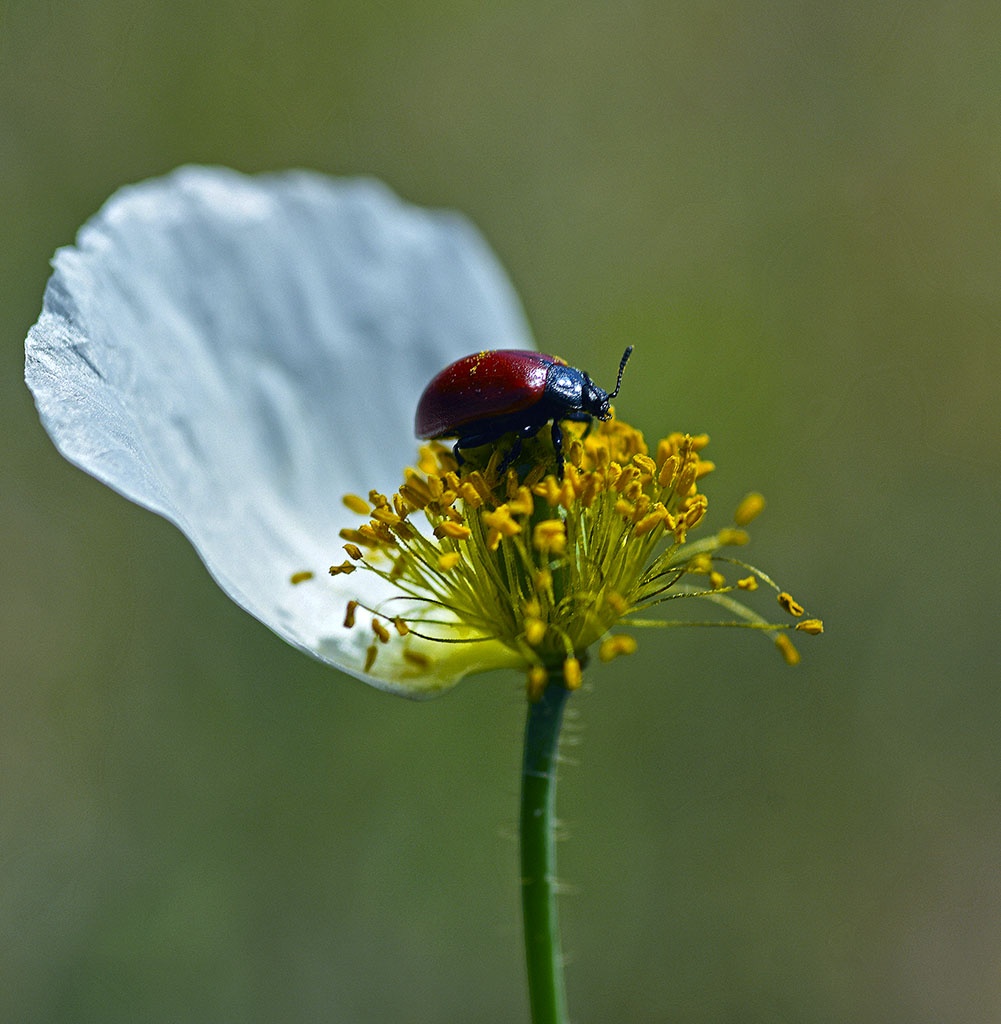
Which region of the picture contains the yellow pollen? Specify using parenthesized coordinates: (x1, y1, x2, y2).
(778, 592, 805, 617)
(737, 575, 758, 591)
(399, 481, 431, 509)
(466, 471, 497, 506)
(342, 494, 370, 515)
(689, 433, 710, 451)
(688, 553, 713, 575)
(458, 482, 483, 508)
(482, 506, 521, 537)
(634, 509, 666, 537)
(343, 544, 363, 560)
(343, 600, 357, 628)
(558, 480, 575, 508)
(289, 570, 314, 585)
(563, 657, 583, 690)
(658, 454, 679, 489)
(417, 446, 439, 475)
(796, 619, 825, 635)
(372, 620, 391, 644)
(532, 520, 567, 554)
(632, 454, 657, 477)
(403, 649, 431, 669)
(716, 528, 749, 547)
(437, 552, 461, 571)
(338, 527, 372, 547)
(368, 490, 389, 508)
(709, 570, 726, 589)
(695, 459, 715, 479)
(599, 634, 637, 662)
(329, 561, 356, 576)
(527, 666, 548, 702)
(508, 486, 534, 516)
(684, 499, 707, 529)
(371, 506, 401, 525)
(433, 522, 472, 541)
(734, 492, 766, 527)
(525, 618, 546, 646)
(775, 633, 801, 666)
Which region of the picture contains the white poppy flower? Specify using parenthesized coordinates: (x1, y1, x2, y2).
(27, 166, 822, 701)
(25, 166, 531, 697)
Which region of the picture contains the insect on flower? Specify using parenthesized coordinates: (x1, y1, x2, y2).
(414, 346, 633, 478)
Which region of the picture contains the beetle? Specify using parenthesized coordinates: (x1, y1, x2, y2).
(414, 346, 633, 478)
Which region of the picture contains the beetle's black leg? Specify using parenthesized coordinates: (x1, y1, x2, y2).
(550, 420, 566, 479)
(451, 439, 465, 467)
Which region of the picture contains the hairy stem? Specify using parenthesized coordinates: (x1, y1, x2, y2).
(520, 672, 572, 1024)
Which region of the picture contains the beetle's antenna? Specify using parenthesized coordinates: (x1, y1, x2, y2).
(608, 345, 634, 399)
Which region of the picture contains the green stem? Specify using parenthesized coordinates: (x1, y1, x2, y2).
(520, 671, 572, 1024)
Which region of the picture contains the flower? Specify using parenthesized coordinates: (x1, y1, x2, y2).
(335, 418, 821, 700)
(26, 166, 820, 700)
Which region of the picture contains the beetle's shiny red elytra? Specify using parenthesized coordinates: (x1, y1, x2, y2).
(414, 350, 566, 440)
(414, 346, 633, 478)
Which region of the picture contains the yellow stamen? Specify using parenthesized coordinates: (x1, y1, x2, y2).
(795, 619, 824, 635)
(403, 649, 431, 669)
(737, 575, 758, 591)
(508, 486, 534, 517)
(437, 552, 461, 571)
(342, 494, 370, 515)
(563, 657, 583, 690)
(433, 522, 472, 541)
(329, 561, 356, 576)
(393, 616, 410, 637)
(716, 528, 749, 547)
(532, 520, 567, 555)
(343, 601, 357, 629)
(364, 644, 377, 672)
(527, 666, 548, 702)
(734, 492, 766, 527)
(482, 505, 521, 537)
(373, 620, 391, 644)
(778, 592, 804, 617)
(632, 454, 657, 477)
(525, 618, 546, 646)
(343, 543, 363, 561)
(709, 571, 726, 589)
(599, 634, 637, 662)
(775, 633, 800, 666)
(289, 571, 313, 585)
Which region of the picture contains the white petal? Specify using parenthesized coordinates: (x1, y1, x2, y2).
(26, 166, 533, 696)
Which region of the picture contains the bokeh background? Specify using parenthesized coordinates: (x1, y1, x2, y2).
(4, 2, 1000, 1021)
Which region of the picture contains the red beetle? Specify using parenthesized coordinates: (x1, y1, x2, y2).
(415, 346, 633, 477)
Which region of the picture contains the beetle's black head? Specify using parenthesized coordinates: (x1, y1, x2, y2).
(582, 345, 633, 421)
(582, 376, 612, 420)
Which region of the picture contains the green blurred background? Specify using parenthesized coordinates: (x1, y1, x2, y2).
(4, 2, 1000, 1021)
